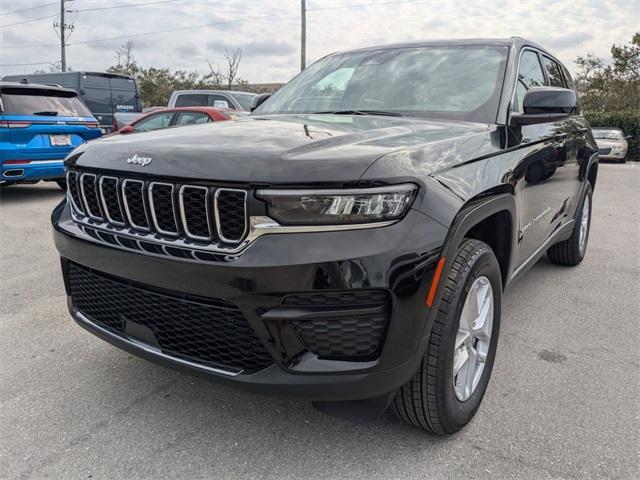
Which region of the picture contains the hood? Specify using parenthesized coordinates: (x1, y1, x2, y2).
(70, 114, 490, 184)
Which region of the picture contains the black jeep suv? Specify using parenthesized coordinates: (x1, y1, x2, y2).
(53, 38, 598, 434)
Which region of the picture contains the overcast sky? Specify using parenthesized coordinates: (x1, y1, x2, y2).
(1, 0, 638, 83)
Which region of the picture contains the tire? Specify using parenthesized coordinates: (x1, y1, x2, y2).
(391, 239, 502, 434)
(56, 179, 67, 190)
(547, 183, 592, 266)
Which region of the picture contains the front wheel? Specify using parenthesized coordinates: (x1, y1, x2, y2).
(392, 239, 502, 434)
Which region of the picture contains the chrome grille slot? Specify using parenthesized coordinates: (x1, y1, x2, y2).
(67, 170, 250, 256)
(122, 179, 150, 231)
(99, 176, 125, 226)
(66, 171, 84, 214)
(215, 189, 248, 244)
(149, 182, 179, 236)
(80, 173, 102, 220)
(179, 186, 212, 241)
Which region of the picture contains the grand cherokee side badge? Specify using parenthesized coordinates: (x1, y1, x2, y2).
(127, 154, 152, 166)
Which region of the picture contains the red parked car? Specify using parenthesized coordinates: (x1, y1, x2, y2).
(112, 107, 232, 135)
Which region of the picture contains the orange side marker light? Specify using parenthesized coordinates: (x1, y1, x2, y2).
(426, 257, 446, 307)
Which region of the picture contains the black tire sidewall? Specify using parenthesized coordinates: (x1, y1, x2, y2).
(574, 184, 593, 261)
(440, 245, 502, 431)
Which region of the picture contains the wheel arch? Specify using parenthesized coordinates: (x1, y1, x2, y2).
(438, 192, 518, 291)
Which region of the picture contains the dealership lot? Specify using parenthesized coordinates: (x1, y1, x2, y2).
(0, 164, 638, 479)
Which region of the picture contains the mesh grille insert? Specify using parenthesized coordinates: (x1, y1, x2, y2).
(67, 172, 83, 213)
(67, 263, 273, 373)
(150, 183, 178, 234)
(216, 189, 247, 242)
(100, 177, 125, 224)
(181, 186, 211, 239)
(81, 174, 102, 219)
(123, 180, 149, 229)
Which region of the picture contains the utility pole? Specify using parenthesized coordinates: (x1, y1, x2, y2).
(300, 0, 306, 71)
(60, 0, 66, 71)
(54, 0, 74, 72)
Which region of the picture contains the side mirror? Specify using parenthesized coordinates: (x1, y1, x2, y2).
(511, 87, 577, 126)
(250, 93, 272, 112)
(213, 100, 229, 109)
(625, 135, 632, 140)
(119, 125, 134, 134)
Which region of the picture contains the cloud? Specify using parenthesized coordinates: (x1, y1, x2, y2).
(539, 32, 594, 50)
(0, 0, 637, 82)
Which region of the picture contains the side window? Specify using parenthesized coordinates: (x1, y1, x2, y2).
(133, 112, 173, 132)
(207, 95, 231, 109)
(174, 94, 207, 107)
(541, 56, 566, 87)
(174, 111, 210, 126)
(514, 50, 546, 112)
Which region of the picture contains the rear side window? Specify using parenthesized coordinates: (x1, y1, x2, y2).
(0, 89, 92, 117)
(174, 94, 207, 107)
(133, 112, 173, 132)
(513, 50, 546, 112)
(82, 75, 110, 88)
(206, 95, 231, 108)
(174, 111, 210, 126)
(541, 56, 566, 87)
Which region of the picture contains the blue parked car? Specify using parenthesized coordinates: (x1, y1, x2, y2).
(1, 81, 101, 189)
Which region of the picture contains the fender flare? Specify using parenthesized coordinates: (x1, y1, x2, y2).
(426, 193, 517, 319)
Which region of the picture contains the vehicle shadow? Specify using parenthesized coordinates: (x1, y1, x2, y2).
(0, 183, 65, 205)
(74, 354, 455, 477)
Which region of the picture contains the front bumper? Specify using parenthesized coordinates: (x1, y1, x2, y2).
(53, 200, 448, 401)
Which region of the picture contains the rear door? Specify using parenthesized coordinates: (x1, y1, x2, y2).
(512, 49, 567, 266)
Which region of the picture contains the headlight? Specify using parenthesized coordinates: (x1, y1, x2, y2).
(257, 184, 417, 226)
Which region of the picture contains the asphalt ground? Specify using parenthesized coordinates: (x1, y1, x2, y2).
(1, 163, 638, 479)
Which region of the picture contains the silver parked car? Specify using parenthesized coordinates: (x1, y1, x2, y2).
(167, 90, 256, 111)
(593, 127, 630, 163)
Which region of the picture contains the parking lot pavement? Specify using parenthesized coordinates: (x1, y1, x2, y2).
(1, 163, 638, 480)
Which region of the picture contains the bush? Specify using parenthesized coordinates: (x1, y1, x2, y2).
(584, 110, 640, 161)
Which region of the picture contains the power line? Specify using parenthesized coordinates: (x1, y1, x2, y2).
(308, 0, 427, 11)
(69, 0, 183, 13)
(0, 60, 56, 66)
(0, 1, 57, 16)
(65, 13, 295, 47)
(0, 13, 59, 28)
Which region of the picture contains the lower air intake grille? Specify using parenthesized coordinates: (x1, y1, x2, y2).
(283, 290, 391, 360)
(290, 312, 388, 360)
(67, 263, 273, 373)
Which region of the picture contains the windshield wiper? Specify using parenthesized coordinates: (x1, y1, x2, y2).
(33, 111, 59, 116)
(310, 110, 403, 117)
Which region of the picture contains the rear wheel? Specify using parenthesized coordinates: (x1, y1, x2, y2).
(392, 239, 502, 434)
(547, 183, 592, 266)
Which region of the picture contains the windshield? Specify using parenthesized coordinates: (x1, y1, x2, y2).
(256, 45, 509, 123)
(231, 92, 256, 111)
(593, 129, 623, 140)
(1, 89, 92, 117)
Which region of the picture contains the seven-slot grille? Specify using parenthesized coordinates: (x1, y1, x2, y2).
(67, 170, 248, 245)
